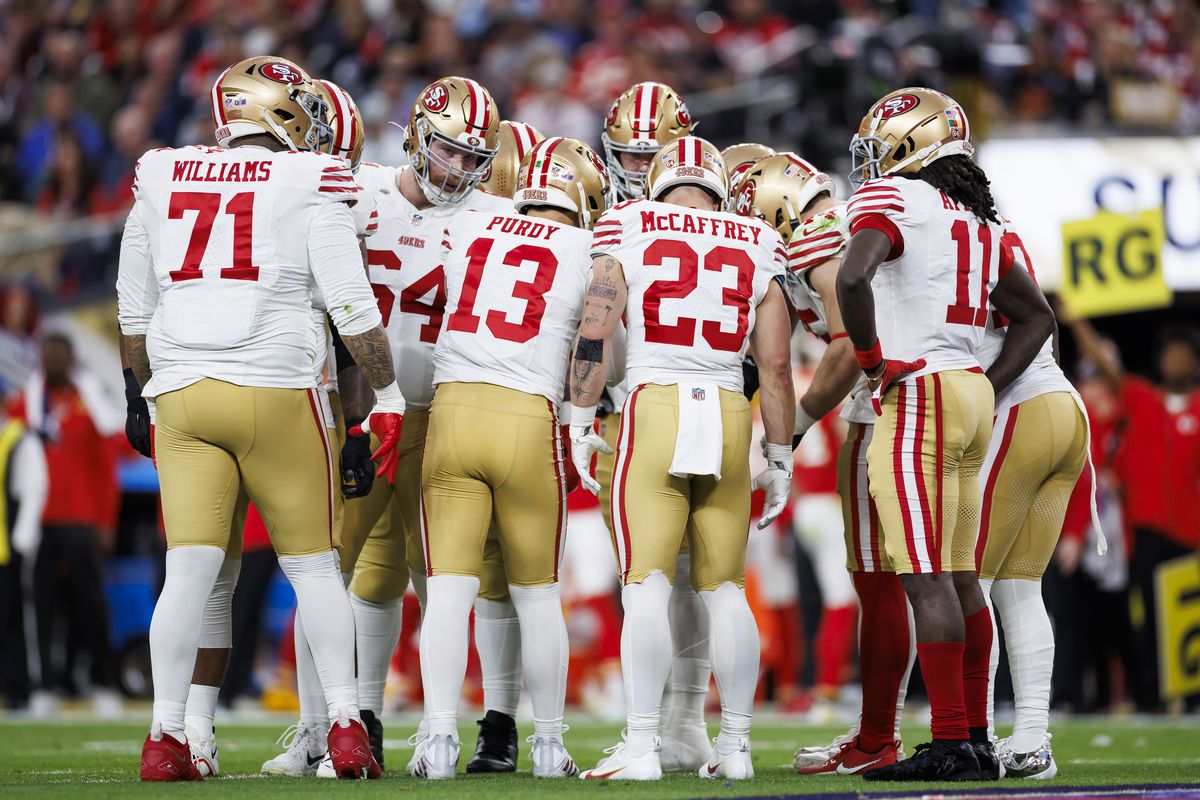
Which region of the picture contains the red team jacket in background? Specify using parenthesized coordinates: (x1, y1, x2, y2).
(8, 386, 120, 532)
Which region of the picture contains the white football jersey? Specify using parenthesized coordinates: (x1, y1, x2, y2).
(784, 202, 873, 425)
(117, 145, 380, 398)
(434, 210, 592, 404)
(358, 164, 512, 410)
(978, 224, 1073, 413)
(592, 199, 786, 393)
(845, 176, 1010, 377)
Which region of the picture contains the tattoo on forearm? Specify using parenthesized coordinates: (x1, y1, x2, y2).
(575, 337, 604, 363)
(124, 335, 152, 388)
(571, 359, 601, 401)
(342, 326, 396, 389)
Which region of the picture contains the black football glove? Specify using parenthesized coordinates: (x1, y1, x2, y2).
(340, 419, 376, 499)
(123, 368, 152, 459)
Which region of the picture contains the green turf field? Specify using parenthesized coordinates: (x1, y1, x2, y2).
(2, 715, 1198, 798)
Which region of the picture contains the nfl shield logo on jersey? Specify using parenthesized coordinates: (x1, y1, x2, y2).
(691, 387, 706, 401)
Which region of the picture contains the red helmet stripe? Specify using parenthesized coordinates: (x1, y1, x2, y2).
(322, 81, 354, 152)
(677, 137, 687, 163)
(648, 83, 661, 130)
(538, 136, 564, 187)
(692, 137, 702, 167)
(211, 64, 234, 126)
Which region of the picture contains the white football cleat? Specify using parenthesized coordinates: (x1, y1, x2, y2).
(579, 738, 662, 781)
(699, 737, 754, 781)
(531, 735, 580, 778)
(186, 726, 219, 777)
(793, 725, 858, 770)
(408, 733, 459, 780)
(260, 723, 327, 776)
(659, 722, 711, 772)
(405, 723, 429, 773)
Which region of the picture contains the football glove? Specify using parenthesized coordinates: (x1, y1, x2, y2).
(753, 442, 792, 530)
(568, 405, 611, 495)
(866, 358, 926, 415)
(123, 368, 152, 459)
(347, 382, 406, 484)
(340, 422, 376, 499)
(559, 424, 581, 494)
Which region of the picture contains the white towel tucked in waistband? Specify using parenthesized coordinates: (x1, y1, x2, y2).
(668, 382, 723, 480)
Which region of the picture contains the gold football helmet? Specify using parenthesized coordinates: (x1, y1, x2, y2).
(731, 153, 835, 243)
(404, 76, 501, 205)
(645, 135, 728, 205)
(211, 56, 330, 151)
(514, 137, 610, 230)
(602, 81, 695, 200)
(850, 87, 972, 186)
(480, 120, 544, 198)
(721, 142, 776, 186)
(317, 79, 365, 170)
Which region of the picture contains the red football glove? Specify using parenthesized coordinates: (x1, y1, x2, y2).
(867, 358, 927, 415)
(347, 412, 404, 483)
(560, 424, 581, 494)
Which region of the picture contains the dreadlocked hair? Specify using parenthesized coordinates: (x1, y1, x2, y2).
(913, 154, 999, 224)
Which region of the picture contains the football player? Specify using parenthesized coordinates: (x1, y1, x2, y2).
(571, 136, 795, 781)
(835, 87, 1056, 781)
(976, 234, 1093, 780)
(118, 56, 403, 781)
(721, 142, 776, 187)
(333, 77, 524, 774)
(411, 137, 610, 780)
(734, 153, 917, 775)
(257, 78, 379, 777)
(597, 81, 714, 774)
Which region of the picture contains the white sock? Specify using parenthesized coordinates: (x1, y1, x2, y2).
(409, 567, 428, 615)
(183, 684, 220, 740)
(980, 577, 999, 737)
(663, 554, 710, 735)
(350, 593, 402, 715)
(294, 610, 326, 729)
(420, 574, 479, 738)
(895, 593, 917, 740)
(509, 583, 568, 740)
(150, 546, 226, 741)
(993, 578, 1054, 751)
(621, 571, 673, 757)
(474, 597, 522, 718)
(278, 550, 358, 722)
(700, 582, 759, 750)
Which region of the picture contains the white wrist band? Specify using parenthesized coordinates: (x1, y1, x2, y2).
(373, 381, 406, 413)
(570, 404, 598, 430)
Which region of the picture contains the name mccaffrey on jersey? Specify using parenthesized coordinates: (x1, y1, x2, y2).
(170, 159, 273, 183)
(638, 208, 763, 243)
(482, 215, 562, 241)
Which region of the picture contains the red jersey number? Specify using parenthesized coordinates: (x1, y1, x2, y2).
(368, 249, 446, 344)
(445, 238, 559, 344)
(945, 218, 992, 328)
(168, 191, 259, 282)
(642, 239, 753, 352)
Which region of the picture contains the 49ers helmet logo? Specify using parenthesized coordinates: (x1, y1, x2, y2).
(587, 148, 609, 179)
(734, 181, 755, 215)
(877, 93, 919, 119)
(605, 99, 619, 128)
(676, 101, 692, 128)
(423, 83, 449, 113)
(260, 62, 303, 84)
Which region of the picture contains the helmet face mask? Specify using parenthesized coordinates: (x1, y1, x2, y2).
(296, 90, 334, 151)
(601, 137, 660, 200)
(848, 134, 888, 187)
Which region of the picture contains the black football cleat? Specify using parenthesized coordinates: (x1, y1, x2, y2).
(465, 710, 517, 773)
(973, 740, 1004, 780)
(360, 709, 384, 770)
(863, 740, 982, 782)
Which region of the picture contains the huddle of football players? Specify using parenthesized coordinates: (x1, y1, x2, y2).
(115, 51, 1085, 784)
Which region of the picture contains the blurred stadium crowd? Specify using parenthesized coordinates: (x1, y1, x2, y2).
(0, 0, 1198, 720)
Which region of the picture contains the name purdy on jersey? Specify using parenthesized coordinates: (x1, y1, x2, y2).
(844, 176, 1021, 378)
(116, 145, 380, 398)
(592, 198, 786, 394)
(784, 202, 874, 425)
(357, 163, 512, 411)
(434, 210, 593, 405)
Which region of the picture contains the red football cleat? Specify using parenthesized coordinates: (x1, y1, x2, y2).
(796, 737, 900, 776)
(140, 727, 203, 782)
(328, 715, 382, 779)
